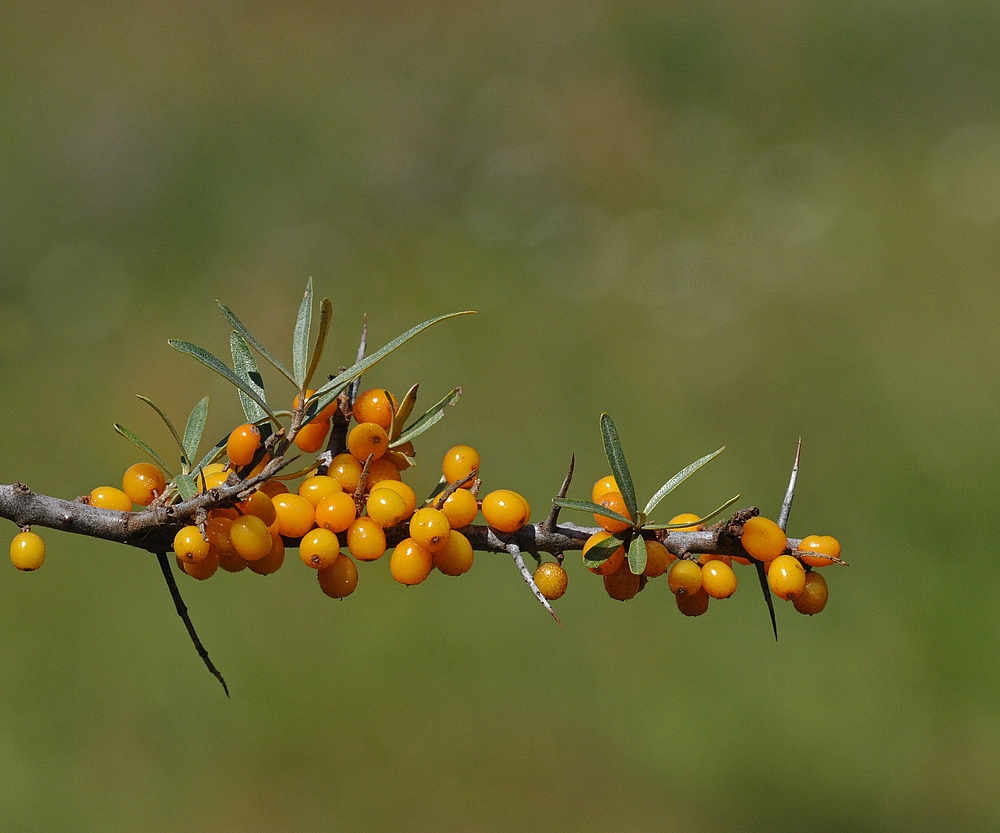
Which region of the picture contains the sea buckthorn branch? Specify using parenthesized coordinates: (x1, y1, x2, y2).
(0, 281, 845, 694)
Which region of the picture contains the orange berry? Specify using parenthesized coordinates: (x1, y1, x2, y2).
(796, 534, 841, 568)
(433, 530, 474, 576)
(591, 475, 619, 503)
(371, 480, 416, 519)
(229, 515, 273, 562)
(89, 486, 133, 512)
(481, 489, 529, 533)
(366, 488, 410, 529)
(793, 571, 829, 615)
(345, 517, 387, 562)
(741, 516, 788, 562)
(272, 493, 316, 538)
(237, 490, 277, 529)
(409, 507, 452, 553)
(298, 475, 342, 508)
(299, 528, 340, 570)
(364, 457, 401, 490)
(10, 531, 45, 571)
(174, 525, 211, 564)
(179, 550, 219, 580)
(768, 555, 806, 600)
(442, 445, 480, 487)
(583, 530, 626, 576)
(329, 453, 363, 494)
(226, 423, 261, 467)
(676, 586, 710, 616)
(595, 491, 632, 534)
(295, 418, 330, 453)
(352, 388, 398, 430)
(390, 538, 434, 585)
(668, 513, 704, 531)
(121, 463, 166, 506)
(439, 488, 479, 529)
(697, 553, 731, 566)
(216, 548, 248, 573)
(247, 533, 285, 575)
(259, 479, 289, 499)
(205, 516, 237, 556)
(198, 470, 229, 493)
(294, 389, 337, 422)
(347, 422, 389, 462)
(315, 491, 358, 534)
(604, 560, 641, 601)
(533, 562, 568, 600)
(642, 539, 674, 578)
(702, 560, 738, 599)
(317, 553, 359, 598)
(668, 559, 703, 596)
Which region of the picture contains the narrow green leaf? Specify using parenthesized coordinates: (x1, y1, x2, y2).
(292, 278, 313, 388)
(136, 395, 186, 461)
(600, 414, 637, 519)
(270, 461, 320, 481)
(230, 332, 268, 424)
(192, 435, 229, 475)
(390, 384, 419, 440)
(309, 311, 474, 414)
(182, 397, 209, 467)
(168, 339, 278, 423)
(643, 494, 741, 529)
(628, 534, 648, 575)
(216, 300, 296, 385)
(393, 387, 462, 446)
(175, 474, 197, 501)
(113, 424, 174, 477)
(551, 497, 633, 527)
(643, 447, 726, 516)
(582, 533, 627, 569)
(303, 296, 332, 393)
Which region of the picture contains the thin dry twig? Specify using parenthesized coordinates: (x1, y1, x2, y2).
(541, 454, 574, 533)
(777, 438, 801, 532)
(489, 528, 561, 626)
(155, 552, 229, 696)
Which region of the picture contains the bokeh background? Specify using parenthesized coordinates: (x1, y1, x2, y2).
(2, 1, 1000, 830)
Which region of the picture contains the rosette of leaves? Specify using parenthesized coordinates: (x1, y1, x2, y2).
(553, 414, 738, 575)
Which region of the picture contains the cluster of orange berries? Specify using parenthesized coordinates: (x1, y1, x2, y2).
(575, 475, 840, 617)
(180, 387, 536, 599)
(737, 515, 838, 616)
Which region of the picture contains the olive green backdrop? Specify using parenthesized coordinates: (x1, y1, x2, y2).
(2, 2, 998, 830)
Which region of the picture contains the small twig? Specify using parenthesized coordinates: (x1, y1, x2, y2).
(432, 470, 478, 510)
(154, 552, 229, 696)
(488, 529, 561, 626)
(541, 454, 574, 533)
(777, 438, 801, 532)
(754, 560, 778, 641)
(349, 314, 367, 408)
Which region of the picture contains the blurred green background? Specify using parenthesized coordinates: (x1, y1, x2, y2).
(2, 1, 999, 830)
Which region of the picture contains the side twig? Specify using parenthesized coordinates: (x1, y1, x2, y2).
(155, 552, 230, 696)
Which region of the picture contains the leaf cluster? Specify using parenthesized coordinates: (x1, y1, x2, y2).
(115, 279, 473, 501)
(553, 414, 737, 575)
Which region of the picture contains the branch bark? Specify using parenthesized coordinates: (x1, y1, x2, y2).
(0, 481, 802, 557)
